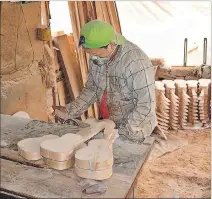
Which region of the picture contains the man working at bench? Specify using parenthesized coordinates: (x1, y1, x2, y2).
(55, 20, 164, 142)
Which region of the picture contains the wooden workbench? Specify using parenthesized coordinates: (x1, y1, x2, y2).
(0, 114, 154, 198)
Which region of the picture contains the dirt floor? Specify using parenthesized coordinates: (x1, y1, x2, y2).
(137, 129, 211, 198)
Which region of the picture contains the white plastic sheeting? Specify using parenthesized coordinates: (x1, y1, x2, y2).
(116, 1, 211, 66)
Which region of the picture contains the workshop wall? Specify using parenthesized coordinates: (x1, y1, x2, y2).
(1, 2, 48, 121)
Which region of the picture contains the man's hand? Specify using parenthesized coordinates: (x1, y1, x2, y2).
(53, 106, 69, 122)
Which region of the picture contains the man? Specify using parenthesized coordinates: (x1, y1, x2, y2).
(55, 20, 161, 142)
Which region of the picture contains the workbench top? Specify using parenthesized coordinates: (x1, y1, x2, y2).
(0, 114, 154, 198)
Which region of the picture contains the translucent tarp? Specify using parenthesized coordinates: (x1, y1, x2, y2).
(116, 1, 211, 66)
(49, 1, 211, 66)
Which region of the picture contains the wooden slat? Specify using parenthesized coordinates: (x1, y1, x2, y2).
(57, 81, 66, 106)
(106, 1, 122, 34)
(68, 2, 79, 48)
(95, 1, 105, 20)
(100, 1, 111, 23)
(86, 1, 96, 20)
(55, 35, 82, 99)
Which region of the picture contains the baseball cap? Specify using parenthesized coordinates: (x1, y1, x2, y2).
(79, 20, 126, 49)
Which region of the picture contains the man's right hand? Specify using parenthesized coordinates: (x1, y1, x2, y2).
(53, 106, 69, 121)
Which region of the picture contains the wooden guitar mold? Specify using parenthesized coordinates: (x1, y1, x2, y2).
(74, 139, 114, 180)
(40, 133, 84, 161)
(174, 80, 190, 129)
(162, 80, 179, 130)
(187, 80, 199, 125)
(17, 135, 59, 161)
(155, 81, 170, 132)
(75, 139, 113, 171)
(40, 118, 116, 170)
(198, 79, 211, 125)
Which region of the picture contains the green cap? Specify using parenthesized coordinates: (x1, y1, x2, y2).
(79, 20, 126, 49)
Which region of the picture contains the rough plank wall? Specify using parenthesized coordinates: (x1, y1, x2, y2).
(1, 2, 48, 121)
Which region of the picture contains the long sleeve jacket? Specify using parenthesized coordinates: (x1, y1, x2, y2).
(66, 40, 157, 142)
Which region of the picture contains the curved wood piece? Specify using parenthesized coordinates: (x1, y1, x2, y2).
(75, 139, 113, 171)
(74, 165, 112, 181)
(17, 134, 59, 161)
(40, 133, 83, 161)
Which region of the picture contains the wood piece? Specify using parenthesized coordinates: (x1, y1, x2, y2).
(75, 139, 113, 171)
(155, 81, 170, 130)
(43, 156, 75, 170)
(55, 35, 82, 99)
(17, 135, 59, 161)
(1, 158, 132, 198)
(94, 1, 104, 20)
(77, 118, 115, 142)
(75, 165, 112, 181)
(156, 65, 211, 80)
(57, 80, 66, 106)
(187, 80, 199, 125)
(40, 133, 83, 161)
(106, 1, 122, 34)
(163, 80, 179, 130)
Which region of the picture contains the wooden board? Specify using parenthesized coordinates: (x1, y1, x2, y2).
(55, 35, 82, 99)
(1, 158, 131, 198)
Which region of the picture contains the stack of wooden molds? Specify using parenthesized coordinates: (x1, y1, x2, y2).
(155, 79, 211, 130)
(17, 118, 117, 180)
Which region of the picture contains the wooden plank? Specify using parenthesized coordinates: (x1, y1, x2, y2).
(56, 49, 75, 102)
(41, 1, 48, 26)
(100, 1, 111, 23)
(86, 1, 96, 20)
(57, 81, 66, 106)
(106, 1, 122, 34)
(1, 158, 132, 198)
(95, 1, 105, 21)
(68, 2, 80, 48)
(55, 35, 82, 99)
(156, 65, 211, 80)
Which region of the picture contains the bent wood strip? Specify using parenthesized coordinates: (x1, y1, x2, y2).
(17, 135, 59, 161)
(43, 156, 75, 170)
(74, 165, 113, 181)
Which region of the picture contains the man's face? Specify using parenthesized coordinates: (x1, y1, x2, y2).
(83, 44, 114, 58)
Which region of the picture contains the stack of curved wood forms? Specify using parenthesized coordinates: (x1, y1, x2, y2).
(17, 118, 117, 172)
(162, 80, 179, 130)
(198, 79, 211, 125)
(156, 79, 211, 130)
(74, 139, 113, 180)
(174, 80, 190, 129)
(186, 80, 199, 125)
(155, 81, 170, 132)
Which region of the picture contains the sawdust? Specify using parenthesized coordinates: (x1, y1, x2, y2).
(137, 129, 211, 198)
